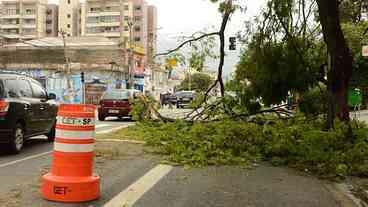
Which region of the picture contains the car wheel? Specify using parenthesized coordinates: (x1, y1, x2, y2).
(47, 123, 56, 142)
(98, 114, 105, 121)
(10, 124, 24, 154)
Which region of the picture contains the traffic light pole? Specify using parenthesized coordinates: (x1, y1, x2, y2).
(81, 72, 85, 104)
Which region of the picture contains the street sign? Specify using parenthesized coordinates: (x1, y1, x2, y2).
(363, 46, 368, 57)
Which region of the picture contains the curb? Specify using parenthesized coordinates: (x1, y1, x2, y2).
(324, 182, 363, 207)
(96, 139, 146, 144)
(96, 125, 132, 135)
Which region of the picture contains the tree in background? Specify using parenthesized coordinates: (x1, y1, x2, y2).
(235, 0, 364, 127)
(179, 73, 214, 92)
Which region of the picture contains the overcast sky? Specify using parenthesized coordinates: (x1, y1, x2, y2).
(48, 0, 266, 75)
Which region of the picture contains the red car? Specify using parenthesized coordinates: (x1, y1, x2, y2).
(98, 89, 139, 121)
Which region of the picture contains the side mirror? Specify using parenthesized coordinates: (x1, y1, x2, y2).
(48, 93, 57, 100)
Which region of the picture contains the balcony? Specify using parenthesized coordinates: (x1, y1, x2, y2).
(0, 14, 20, 19)
(86, 21, 120, 27)
(85, 32, 120, 37)
(22, 14, 36, 19)
(87, 11, 121, 17)
(22, 24, 36, 29)
(0, 24, 20, 29)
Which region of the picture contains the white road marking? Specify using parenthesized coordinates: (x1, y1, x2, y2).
(96, 125, 131, 135)
(104, 164, 173, 207)
(95, 124, 109, 129)
(0, 151, 52, 168)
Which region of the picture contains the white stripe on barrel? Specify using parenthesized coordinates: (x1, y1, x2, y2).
(56, 116, 95, 127)
(56, 129, 95, 140)
(54, 143, 95, 153)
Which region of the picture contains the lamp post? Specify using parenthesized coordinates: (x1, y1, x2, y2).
(127, 18, 135, 89)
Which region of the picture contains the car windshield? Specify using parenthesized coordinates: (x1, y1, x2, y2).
(176, 92, 194, 97)
(102, 91, 129, 100)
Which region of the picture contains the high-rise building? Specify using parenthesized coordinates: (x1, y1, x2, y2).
(131, 0, 148, 51)
(46, 4, 58, 37)
(147, 5, 157, 64)
(0, 0, 47, 43)
(58, 0, 80, 37)
(81, 0, 133, 41)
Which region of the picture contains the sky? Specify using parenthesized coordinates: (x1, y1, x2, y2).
(48, 0, 266, 76)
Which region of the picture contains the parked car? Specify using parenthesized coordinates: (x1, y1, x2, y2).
(98, 89, 139, 121)
(175, 91, 196, 108)
(0, 73, 58, 153)
(160, 92, 177, 106)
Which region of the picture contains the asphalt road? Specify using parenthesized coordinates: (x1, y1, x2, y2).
(0, 118, 134, 167)
(0, 118, 135, 198)
(0, 109, 358, 207)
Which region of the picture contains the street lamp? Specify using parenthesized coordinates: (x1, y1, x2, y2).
(127, 18, 136, 89)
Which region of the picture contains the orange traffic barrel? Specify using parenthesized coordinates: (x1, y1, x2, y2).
(41, 104, 100, 202)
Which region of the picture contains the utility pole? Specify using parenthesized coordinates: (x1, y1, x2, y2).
(127, 18, 135, 89)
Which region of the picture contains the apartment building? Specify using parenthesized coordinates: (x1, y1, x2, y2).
(81, 0, 133, 40)
(147, 5, 157, 64)
(46, 4, 58, 37)
(0, 0, 47, 42)
(131, 0, 147, 51)
(58, 0, 79, 37)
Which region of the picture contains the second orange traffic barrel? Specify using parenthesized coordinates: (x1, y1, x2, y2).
(41, 104, 100, 202)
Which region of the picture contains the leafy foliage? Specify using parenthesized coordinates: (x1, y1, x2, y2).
(124, 117, 368, 179)
(130, 95, 160, 121)
(236, 38, 325, 105)
(298, 85, 328, 117)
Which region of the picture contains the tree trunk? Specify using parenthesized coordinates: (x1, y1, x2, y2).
(317, 0, 353, 123)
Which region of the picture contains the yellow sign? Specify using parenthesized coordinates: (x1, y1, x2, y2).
(133, 46, 145, 55)
(166, 58, 177, 68)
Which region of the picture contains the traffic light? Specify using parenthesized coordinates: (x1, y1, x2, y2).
(81, 72, 85, 83)
(229, 37, 236, 50)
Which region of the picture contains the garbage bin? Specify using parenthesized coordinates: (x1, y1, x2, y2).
(348, 88, 362, 107)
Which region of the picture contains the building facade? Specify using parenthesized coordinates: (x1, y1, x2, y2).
(0, 0, 47, 43)
(46, 4, 58, 37)
(58, 0, 79, 37)
(147, 5, 157, 65)
(81, 0, 133, 41)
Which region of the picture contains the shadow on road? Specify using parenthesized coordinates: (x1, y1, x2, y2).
(0, 137, 50, 156)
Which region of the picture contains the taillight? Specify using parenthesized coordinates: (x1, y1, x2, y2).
(0, 100, 9, 116)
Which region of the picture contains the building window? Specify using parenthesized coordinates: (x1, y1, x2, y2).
(67, 14, 71, 18)
(67, 24, 70, 28)
(46, 20, 52, 24)
(134, 16, 141, 21)
(124, 26, 129, 31)
(134, 37, 141, 42)
(68, 0, 71, 4)
(124, 5, 129, 10)
(46, 10, 52, 15)
(135, 6, 142, 11)
(134, 26, 140, 32)
(67, 34, 71, 37)
(124, 16, 129, 21)
(46, 29, 52, 34)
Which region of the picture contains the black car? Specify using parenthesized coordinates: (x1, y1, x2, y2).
(175, 91, 196, 108)
(0, 73, 58, 153)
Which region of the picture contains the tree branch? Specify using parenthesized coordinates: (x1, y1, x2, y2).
(154, 32, 220, 57)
